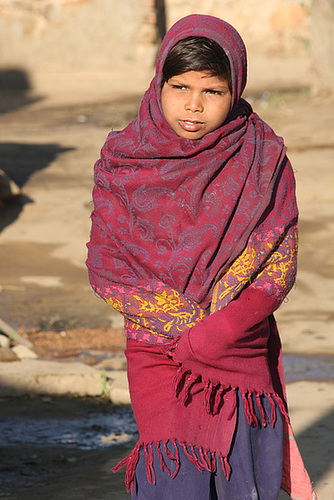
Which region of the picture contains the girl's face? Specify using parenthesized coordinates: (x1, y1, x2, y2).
(161, 70, 232, 140)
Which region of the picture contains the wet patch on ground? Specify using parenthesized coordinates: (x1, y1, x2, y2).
(0, 396, 135, 497)
(283, 353, 334, 383)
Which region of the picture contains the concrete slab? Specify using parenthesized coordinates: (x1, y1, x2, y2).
(0, 357, 131, 405)
(0, 359, 104, 397)
(106, 370, 131, 406)
(12, 344, 38, 359)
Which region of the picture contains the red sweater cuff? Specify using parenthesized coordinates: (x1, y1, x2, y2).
(173, 287, 280, 366)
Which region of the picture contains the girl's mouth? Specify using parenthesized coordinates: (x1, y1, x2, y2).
(179, 119, 204, 132)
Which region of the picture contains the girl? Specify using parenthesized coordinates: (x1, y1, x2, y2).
(86, 14, 316, 500)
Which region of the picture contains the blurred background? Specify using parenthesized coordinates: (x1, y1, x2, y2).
(0, 0, 333, 102)
(0, 2, 333, 499)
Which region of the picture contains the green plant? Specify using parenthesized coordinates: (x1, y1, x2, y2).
(101, 369, 109, 397)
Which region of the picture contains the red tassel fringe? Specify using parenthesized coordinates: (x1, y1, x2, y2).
(173, 367, 284, 428)
(112, 388, 285, 493)
(163, 439, 180, 479)
(112, 441, 230, 493)
(256, 393, 268, 427)
(112, 442, 141, 494)
(174, 367, 201, 405)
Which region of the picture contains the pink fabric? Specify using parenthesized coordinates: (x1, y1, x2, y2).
(282, 420, 317, 500)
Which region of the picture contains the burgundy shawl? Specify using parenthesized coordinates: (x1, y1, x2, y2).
(86, 14, 315, 500)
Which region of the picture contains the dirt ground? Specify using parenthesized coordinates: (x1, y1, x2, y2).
(0, 80, 334, 499)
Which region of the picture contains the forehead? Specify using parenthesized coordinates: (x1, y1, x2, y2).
(169, 70, 229, 85)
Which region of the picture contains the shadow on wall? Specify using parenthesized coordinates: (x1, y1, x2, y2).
(0, 68, 42, 114)
(0, 143, 74, 233)
(155, 0, 167, 41)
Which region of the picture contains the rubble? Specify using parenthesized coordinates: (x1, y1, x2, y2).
(0, 169, 21, 209)
(0, 318, 130, 403)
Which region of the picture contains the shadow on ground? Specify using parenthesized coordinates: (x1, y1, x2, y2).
(0, 393, 331, 499)
(0, 143, 74, 232)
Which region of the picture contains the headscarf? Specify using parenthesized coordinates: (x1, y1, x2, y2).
(86, 14, 296, 344)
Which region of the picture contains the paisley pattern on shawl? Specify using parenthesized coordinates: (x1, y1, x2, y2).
(86, 14, 298, 344)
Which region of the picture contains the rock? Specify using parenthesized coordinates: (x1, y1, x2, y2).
(0, 346, 20, 362)
(0, 359, 103, 397)
(106, 370, 130, 405)
(0, 318, 34, 349)
(0, 169, 21, 201)
(0, 333, 9, 347)
(12, 344, 38, 360)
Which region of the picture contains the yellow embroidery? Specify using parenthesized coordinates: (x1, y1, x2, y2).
(211, 244, 259, 312)
(257, 232, 297, 288)
(105, 228, 297, 338)
(211, 228, 297, 313)
(105, 287, 205, 338)
(105, 296, 124, 313)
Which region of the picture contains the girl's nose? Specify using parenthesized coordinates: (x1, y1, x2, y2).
(185, 92, 203, 112)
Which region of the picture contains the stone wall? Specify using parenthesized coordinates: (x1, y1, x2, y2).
(164, 0, 313, 93)
(165, 0, 312, 60)
(0, 0, 157, 100)
(0, 0, 332, 100)
(0, 0, 156, 71)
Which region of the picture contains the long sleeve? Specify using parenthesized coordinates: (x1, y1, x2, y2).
(172, 286, 278, 368)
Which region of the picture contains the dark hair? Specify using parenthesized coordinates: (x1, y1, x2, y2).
(161, 36, 231, 91)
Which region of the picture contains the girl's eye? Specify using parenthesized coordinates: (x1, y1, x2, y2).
(172, 84, 187, 90)
(207, 90, 223, 96)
